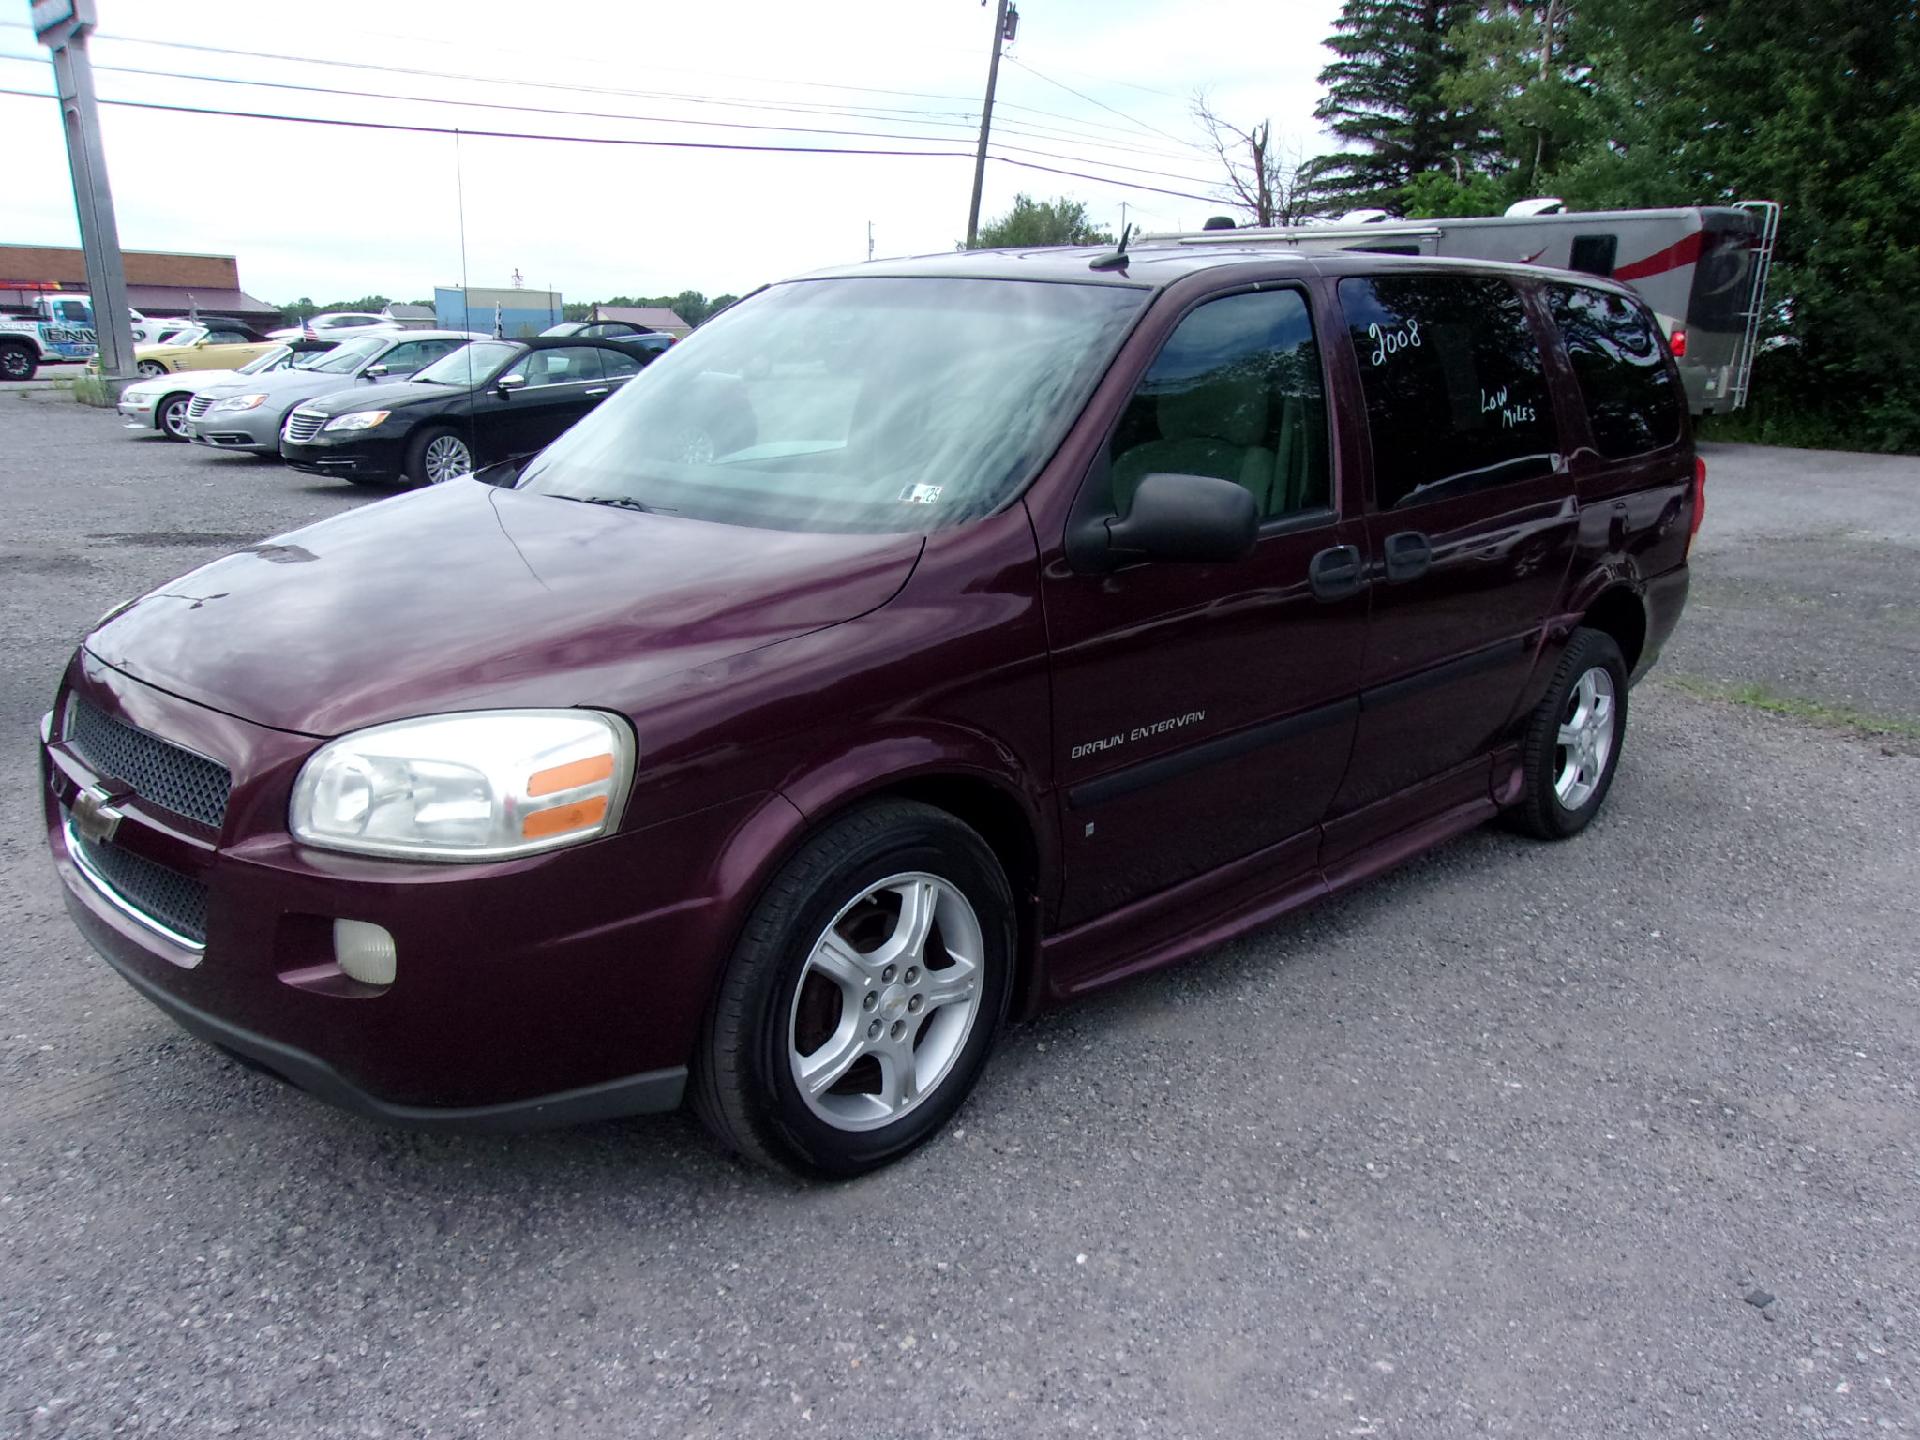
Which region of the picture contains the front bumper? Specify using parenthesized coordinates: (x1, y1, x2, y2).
(188, 403, 282, 453)
(281, 428, 407, 480)
(117, 392, 162, 428)
(39, 654, 759, 1130)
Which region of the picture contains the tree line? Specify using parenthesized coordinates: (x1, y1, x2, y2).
(973, 2, 1919, 452)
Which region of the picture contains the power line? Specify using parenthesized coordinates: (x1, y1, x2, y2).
(0, 20, 1208, 166)
(1003, 55, 1201, 151)
(0, 52, 1222, 190)
(0, 83, 1226, 204)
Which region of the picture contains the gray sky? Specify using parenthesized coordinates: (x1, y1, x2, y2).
(2, 0, 1342, 307)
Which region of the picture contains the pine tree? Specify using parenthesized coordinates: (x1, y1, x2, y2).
(1309, 0, 1483, 212)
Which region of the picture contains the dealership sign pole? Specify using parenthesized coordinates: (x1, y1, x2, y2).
(33, 0, 137, 394)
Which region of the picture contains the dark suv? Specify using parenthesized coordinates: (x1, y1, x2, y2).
(39, 245, 1697, 1177)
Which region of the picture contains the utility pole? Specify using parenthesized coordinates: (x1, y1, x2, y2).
(867, 220, 875, 262)
(34, 0, 136, 399)
(964, 0, 1018, 248)
(1119, 201, 1129, 236)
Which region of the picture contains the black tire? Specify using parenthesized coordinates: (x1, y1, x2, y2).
(405, 425, 473, 487)
(1505, 627, 1629, 840)
(156, 392, 192, 441)
(692, 800, 1014, 1178)
(0, 343, 36, 382)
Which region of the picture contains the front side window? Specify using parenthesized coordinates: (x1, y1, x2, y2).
(1547, 284, 1683, 459)
(306, 337, 390, 375)
(376, 338, 462, 375)
(502, 346, 603, 387)
(516, 276, 1147, 533)
(1340, 276, 1558, 509)
(1107, 288, 1329, 520)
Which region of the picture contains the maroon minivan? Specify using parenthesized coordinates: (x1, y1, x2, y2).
(40, 245, 1697, 1176)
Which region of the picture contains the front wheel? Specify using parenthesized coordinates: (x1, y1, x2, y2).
(1505, 627, 1628, 840)
(136, 359, 167, 378)
(157, 393, 192, 440)
(407, 426, 473, 486)
(693, 801, 1014, 1178)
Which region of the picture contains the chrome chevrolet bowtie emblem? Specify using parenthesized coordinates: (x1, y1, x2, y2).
(70, 785, 125, 845)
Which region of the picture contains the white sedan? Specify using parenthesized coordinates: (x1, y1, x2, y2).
(116, 343, 333, 440)
(265, 311, 400, 342)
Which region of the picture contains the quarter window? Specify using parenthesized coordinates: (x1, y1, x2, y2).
(1108, 288, 1330, 521)
(1547, 284, 1683, 459)
(1340, 276, 1558, 510)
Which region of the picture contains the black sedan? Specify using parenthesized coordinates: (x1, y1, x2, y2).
(279, 337, 646, 486)
(540, 319, 675, 363)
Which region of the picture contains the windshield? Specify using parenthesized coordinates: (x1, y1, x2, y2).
(414, 340, 520, 386)
(238, 345, 293, 375)
(305, 336, 388, 375)
(515, 277, 1146, 532)
(539, 322, 584, 337)
(163, 326, 208, 347)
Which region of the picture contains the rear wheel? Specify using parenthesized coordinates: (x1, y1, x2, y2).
(1506, 627, 1629, 839)
(407, 426, 472, 486)
(157, 392, 192, 440)
(693, 801, 1013, 1178)
(0, 343, 36, 381)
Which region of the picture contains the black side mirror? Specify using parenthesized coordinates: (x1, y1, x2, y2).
(1080, 472, 1258, 571)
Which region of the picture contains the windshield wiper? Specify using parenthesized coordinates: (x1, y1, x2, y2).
(550, 492, 667, 514)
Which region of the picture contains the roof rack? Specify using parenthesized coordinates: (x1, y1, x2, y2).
(1139, 222, 1445, 248)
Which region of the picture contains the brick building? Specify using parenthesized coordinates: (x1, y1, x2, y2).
(0, 244, 279, 321)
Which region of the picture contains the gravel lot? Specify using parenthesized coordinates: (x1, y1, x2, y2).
(1, 398, 1916, 1439)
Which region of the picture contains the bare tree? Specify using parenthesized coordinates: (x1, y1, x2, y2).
(1193, 92, 1318, 228)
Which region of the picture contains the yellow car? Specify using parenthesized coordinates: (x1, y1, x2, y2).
(132, 321, 280, 377)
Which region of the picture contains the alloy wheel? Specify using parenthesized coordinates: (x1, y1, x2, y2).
(161, 397, 190, 438)
(137, 360, 166, 378)
(787, 872, 984, 1132)
(1554, 666, 1616, 810)
(423, 433, 472, 484)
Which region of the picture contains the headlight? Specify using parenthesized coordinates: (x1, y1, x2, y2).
(211, 393, 268, 411)
(323, 410, 389, 432)
(290, 709, 634, 860)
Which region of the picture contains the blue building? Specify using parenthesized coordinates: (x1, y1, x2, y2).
(433, 285, 562, 338)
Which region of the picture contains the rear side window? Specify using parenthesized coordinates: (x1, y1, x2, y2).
(1107, 288, 1330, 521)
(1546, 284, 1683, 459)
(1340, 276, 1558, 510)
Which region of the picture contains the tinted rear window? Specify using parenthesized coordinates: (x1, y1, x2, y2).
(1340, 276, 1558, 510)
(1546, 284, 1683, 459)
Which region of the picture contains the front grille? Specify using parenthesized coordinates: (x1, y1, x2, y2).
(68, 825, 209, 946)
(187, 394, 216, 420)
(283, 410, 325, 443)
(64, 697, 231, 831)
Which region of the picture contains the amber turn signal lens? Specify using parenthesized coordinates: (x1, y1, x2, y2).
(521, 795, 609, 840)
(527, 752, 615, 797)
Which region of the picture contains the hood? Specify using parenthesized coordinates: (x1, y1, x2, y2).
(86, 481, 924, 736)
(295, 378, 453, 416)
(198, 367, 374, 405)
(123, 367, 247, 398)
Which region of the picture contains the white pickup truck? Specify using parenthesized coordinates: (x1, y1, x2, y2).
(0, 296, 190, 381)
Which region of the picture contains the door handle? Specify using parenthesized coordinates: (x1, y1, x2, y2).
(1308, 544, 1365, 603)
(584, 386, 610, 396)
(1383, 530, 1433, 583)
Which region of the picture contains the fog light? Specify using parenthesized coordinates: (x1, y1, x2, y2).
(333, 919, 397, 987)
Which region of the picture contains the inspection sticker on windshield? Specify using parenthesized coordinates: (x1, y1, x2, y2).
(900, 483, 943, 505)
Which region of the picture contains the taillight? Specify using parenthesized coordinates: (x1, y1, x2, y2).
(1669, 327, 1688, 357)
(1689, 455, 1707, 541)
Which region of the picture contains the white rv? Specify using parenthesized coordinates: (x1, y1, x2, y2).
(1146, 200, 1781, 415)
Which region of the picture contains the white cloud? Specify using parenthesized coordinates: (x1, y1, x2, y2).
(2, 0, 1342, 306)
